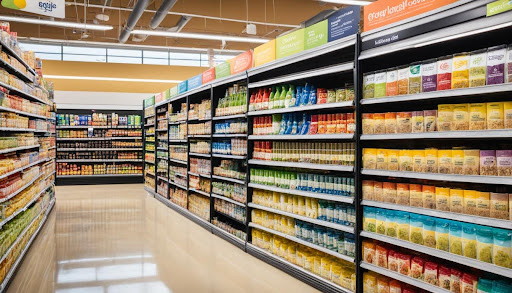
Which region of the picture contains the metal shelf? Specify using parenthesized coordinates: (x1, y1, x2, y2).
(57, 173, 142, 178)
(0, 127, 38, 132)
(157, 147, 167, 151)
(57, 137, 109, 141)
(0, 182, 52, 228)
(212, 133, 247, 138)
(361, 129, 512, 140)
(211, 193, 245, 207)
(249, 134, 354, 140)
(188, 135, 211, 138)
(169, 121, 186, 125)
(249, 63, 354, 89)
(144, 186, 156, 196)
(57, 159, 142, 163)
(0, 158, 48, 180)
(246, 243, 353, 293)
(0, 106, 49, 120)
(0, 173, 42, 204)
(167, 139, 187, 143)
(189, 152, 211, 158)
(189, 188, 210, 197)
(212, 154, 246, 160)
(0, 58, 33, 82)
(210, 224, 246, 249)
(0, 81, 51, 106)
(360, 231, 512, 278)
(169, 181, 187, 190)
(360, 262, 451, 293)
(249, 160, 354, 172)
(110, 137, 142, 140)
(154, 192, 213, 232)
(249, 183, 354, 204)
(145, 160, 155, 164)
(144, 123, 154, 127)
(156, 129, 168, 132)
(57, 148, 141, 151)
(56, 125, 109, 129)
(248, 101, 354, 116)
(169, 158, 187, 165)
(187, 117, 211, 122)
(0, 40, 36, 75)
(144, 114, 155, 119)
(212, 175, 245, 185)
(250, 223, 354, 263)
(188, 171, 210, 178)
(362, 200, 512, 230)
(361, 169, 512, 186)
(212, 113, 247, 120)
(157, 156, 167, 160)
(249, 203, 355, 234)
(0, 145, 40, 155)
(360, 83, 512, 105)
(158, 176, 168, 182)
(215, 210, 246, 225)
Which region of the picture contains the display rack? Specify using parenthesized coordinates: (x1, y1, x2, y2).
(358, 2, 512, 292)
(56, 109, 143, 185)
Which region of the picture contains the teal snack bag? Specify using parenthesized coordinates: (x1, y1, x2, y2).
(376, 208, 386, 234)
(462, 223, 477, 259)
(436, 218, 450, 252)
(409, 213, 424, 245)
(476, 278, 492, 293)
(476, 226, 493, 263)
(449, 221, 462, 255)
(363, 207, 376, 233)
(423, 216, 436, 248)
(385, 210, 397, 238)
(396, 211, 410, 241)
(493, 228, 512, 268)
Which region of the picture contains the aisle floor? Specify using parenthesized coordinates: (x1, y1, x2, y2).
(6, 184, 319, 293)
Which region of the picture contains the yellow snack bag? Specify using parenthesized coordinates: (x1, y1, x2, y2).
(450, 189, 464, 213)
(376, 149, 388, 170)
(469, 103, 487, 130)
(452, 103, 469, 131)
(452, 149, 465, 175)
(464, 190, 477, 215)
(438, 150, 453, 174)
(487, 102, 504, 130)
(412, 150, 426, 172)
(387, 149, 399, 171)
(436, 187, 451, 211)
(363, 148, 377, 169)
(505, 102, 512, 129)
(425, 148, 438, 173)
(399, 149, 413, 171)
(438, 104, 454, 131)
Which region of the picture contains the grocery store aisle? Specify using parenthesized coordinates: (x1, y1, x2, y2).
(6, 184, 318, 293)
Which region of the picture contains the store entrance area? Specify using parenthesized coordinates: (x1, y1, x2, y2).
(6, 184, 318, 293)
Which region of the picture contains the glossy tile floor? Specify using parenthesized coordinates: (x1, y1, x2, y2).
(6, 184, 319, 293)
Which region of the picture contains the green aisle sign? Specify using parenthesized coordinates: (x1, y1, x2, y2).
(487, 0, 512, 16)
(144, 96, 155, 108)
(305, 20, 328, 50)
(215, 62, 231, 79)
(276, 28, 305, 59)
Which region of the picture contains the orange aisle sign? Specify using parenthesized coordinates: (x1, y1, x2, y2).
(202, 67, 215, 84)
(254, 40, 276, 67)
(363, 0, 458, 32)
(230, 50, 253, 75)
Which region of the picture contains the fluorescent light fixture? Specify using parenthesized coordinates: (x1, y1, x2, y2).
(320, 0, 372, 5)
(414, 21, 512, 48)
(0, 16, 113, 31)
(44, 75, 181, 83)
(131, 30, 269, 43)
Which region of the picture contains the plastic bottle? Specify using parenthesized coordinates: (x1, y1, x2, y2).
(295, 86, 303, 107)
(301, 84, 310, 106)
(279, 85, 287, 109)
(262, 88, 270, 111)
(285, 85, 294, 108)
(273, 87, 281, 109)
(268, 87, 275, 110)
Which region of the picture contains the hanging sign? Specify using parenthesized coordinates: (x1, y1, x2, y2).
(187, 74, 202, 90)
(276, 28, 305, 59)
(487, 0, 512, 16)
(178, 81, 188, 94)
(230, 50, 253, 74)
(2, 0, 65, 18)
(202, 67, 215, 84)
(305, 20, 328, 50)
(363, 0, 458, 32)
(254, 39, 276, 67)
(215, 62, 231, 79)
(328, 6, 360, 42)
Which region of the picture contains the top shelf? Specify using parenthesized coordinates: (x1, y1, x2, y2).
(0, 40, 36, 75)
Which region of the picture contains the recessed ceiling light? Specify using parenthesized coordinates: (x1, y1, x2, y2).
(131, 30, 269, 43)
(44, 75, 182, 83)
(0, 16, 113, 31)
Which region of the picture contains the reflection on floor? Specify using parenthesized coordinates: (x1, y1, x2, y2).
(6, 184, 319, 293)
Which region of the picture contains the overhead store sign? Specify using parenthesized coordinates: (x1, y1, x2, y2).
(305, 20, 328, 50)
(188, 74, 202, 90)
(170, 86, 178, 98)
(178, 81, 188, 94)
(2, 0, 65, 18)
(202, 67, 215, 84)
(230, 50, 253, 75)
(487, 0, 512, 16)
(276, 28, 304, 59)
(144, 96, 155, 108)
(215, 62, 231, 79)
(254, 39, 276, 67)
(328, 6, 360, 42)
(363, 0, 458, 32)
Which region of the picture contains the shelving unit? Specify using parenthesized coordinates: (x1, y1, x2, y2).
(56, 109, 143, 185)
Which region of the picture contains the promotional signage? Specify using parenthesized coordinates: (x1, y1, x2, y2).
(328, 6, 360, 42)
(178, 81, 188, 94)
(155, 92, 164, 103)
(215, 62, 231, 79)
(230, 50, 253, 75)
(254, 39, 276, 67)
(144, 96, 155, 108)
(202, 67, 215, 84)
(170, 86, 178, 98)
(363, 0, 458, 32)
(2, 0, 65, 18)
(305, 20, 328, 50)
(276, 28, 305, 59)
(487, 0, 512, 16)
(164, 89, 170, 100)
(187, 74, 202, 90)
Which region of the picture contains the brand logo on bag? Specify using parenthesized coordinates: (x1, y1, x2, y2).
(39, 0, 57, 12)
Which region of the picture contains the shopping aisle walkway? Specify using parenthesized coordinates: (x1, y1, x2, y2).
(6, 184, 319, 293)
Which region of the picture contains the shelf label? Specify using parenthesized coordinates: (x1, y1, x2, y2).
(254, 39, 276, 67)
(178, 81, 188, 94)
(215, 62, 231, 79)
(188, 74, 202, 90)
(144, 96, 155, 108)
(363, 0, 458, 32)
(230, 50, 253, 75)
(487, 0, 512, 16)
(170, 86, 178, 97)
(305, 20, 328, 50)
(328, 6, 360, 42)
(2, 0, 65, 18)
(202, 67, 215, 84)
(276, 28, 305, 59)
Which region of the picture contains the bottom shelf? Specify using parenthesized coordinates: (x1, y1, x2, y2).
(144, 186, 156, 197)
(210, 224, 245, 250)
(154, 192, 212, 232)
(246, 243, 353, 293)
(0, 198, 55, 291)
